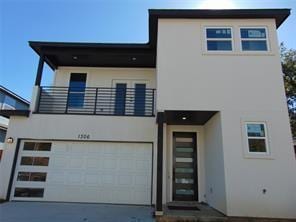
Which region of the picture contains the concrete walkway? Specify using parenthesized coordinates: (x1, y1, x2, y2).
(0, 202, 155, 222)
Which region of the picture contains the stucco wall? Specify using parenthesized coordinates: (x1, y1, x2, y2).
(53, 67, 156, 89)
(221, 110, 296, 218)
(156, 18, 296, 218)
(156, 18, 285, 112)
(0, 114, 158, 203)
(204, 112, 227, 214)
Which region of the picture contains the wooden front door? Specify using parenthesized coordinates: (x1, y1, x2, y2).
(173, 132, 198, 201)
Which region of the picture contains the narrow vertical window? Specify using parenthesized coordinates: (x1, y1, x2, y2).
(68, 73, 87, 108)
(240, 28, 268, 51)
(134, 84, 146, 116)
(114, 83, 127, 115)
(206, 27, 233, 51)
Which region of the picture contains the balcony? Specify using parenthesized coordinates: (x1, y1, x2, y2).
(36, 86, 155, 117)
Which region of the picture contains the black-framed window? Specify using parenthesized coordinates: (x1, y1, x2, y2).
(114, 83, 127, 115)
(134, 84, 146, 116)
(68, 73, 87, 108)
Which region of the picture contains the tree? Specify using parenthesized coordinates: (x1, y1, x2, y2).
(281, 43, 296, 138)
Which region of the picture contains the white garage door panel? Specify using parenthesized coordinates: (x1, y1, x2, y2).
(12, 141, 152, 205)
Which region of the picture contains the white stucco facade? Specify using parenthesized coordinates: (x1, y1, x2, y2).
(0, 11, 295, 219)
(156, 18, 296, 218)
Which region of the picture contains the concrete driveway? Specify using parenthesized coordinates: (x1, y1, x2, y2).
(0, 202, 155, 222)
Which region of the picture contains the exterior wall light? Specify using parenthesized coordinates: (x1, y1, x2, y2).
(6, 137, 14, 144)
(182, 116, 187, 120)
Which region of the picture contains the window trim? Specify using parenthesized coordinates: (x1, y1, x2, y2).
(245, 122, 270, 156)
(239, 26, 269, 52)
(204, 26, 234, 52)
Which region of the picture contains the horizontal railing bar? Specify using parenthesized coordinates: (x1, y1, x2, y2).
(38, 86, 156, 116)
(41, 86, 156, 90)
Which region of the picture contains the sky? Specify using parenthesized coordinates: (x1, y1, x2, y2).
(0, 0, 296, 100)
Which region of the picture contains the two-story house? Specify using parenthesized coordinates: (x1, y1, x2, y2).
(0, 86, 29, 160)
(0, 9, 295, 219)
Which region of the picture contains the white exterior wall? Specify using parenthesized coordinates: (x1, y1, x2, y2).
(53, 67, 156, 89)
(0, 115, 158, 202)
(204, 112, 226, 214)
(157, 19, 296, 218)
(0, 67, 158, 202)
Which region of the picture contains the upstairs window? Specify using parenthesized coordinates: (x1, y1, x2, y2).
(205, 27, 233, 51)
(245, 122, 269, 154)
(240, 28, 268, 51)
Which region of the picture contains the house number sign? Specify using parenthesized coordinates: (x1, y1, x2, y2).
(78, 134, 90, 139)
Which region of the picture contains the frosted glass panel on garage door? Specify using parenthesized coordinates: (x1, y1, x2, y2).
(12, 141, 153, 205)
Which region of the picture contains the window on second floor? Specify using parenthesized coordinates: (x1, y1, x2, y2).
(240, 27, 268, 51)
(205, 27, 233, 51)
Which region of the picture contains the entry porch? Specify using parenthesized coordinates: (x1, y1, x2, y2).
(155, 110, 226, 218)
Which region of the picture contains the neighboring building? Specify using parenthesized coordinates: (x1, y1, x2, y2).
(0, 86, 30, 160)
(0, 9, 295, 219)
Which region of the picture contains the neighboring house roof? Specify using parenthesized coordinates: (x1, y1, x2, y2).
(29, 9, 290, 69)
(0, 85, 30, 118)
(0, 85, 30, 106)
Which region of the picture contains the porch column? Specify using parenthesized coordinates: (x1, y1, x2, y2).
(34, 55, 45, 86)
(156, 112, 165, 215)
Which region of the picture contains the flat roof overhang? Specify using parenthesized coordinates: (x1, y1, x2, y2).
(0, 110, 30, 118)
(29, 9, 290, 70)
(29, 42, 156, 70)
(159, 110, 218, 125)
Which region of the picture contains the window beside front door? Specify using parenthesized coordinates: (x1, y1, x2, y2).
(68, 73, 87, 108)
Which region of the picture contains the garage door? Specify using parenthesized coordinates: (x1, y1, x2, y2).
(11, 141, 152, 205)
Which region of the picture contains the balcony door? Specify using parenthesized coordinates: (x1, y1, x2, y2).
(112, 80, 147, 116)
(114, 83, 127, 115)
(68, 73, 87, 108)
(173, 132, 198, 201)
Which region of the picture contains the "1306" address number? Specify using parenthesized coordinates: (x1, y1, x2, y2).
(78, 134, 90, 139)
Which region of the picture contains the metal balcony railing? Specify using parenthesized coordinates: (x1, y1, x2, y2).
(36, 86, 155, 116)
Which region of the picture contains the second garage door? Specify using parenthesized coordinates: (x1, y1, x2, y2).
(11, 141, 153, 205)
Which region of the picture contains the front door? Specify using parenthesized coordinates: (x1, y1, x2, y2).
(173, 132, 198, 201)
